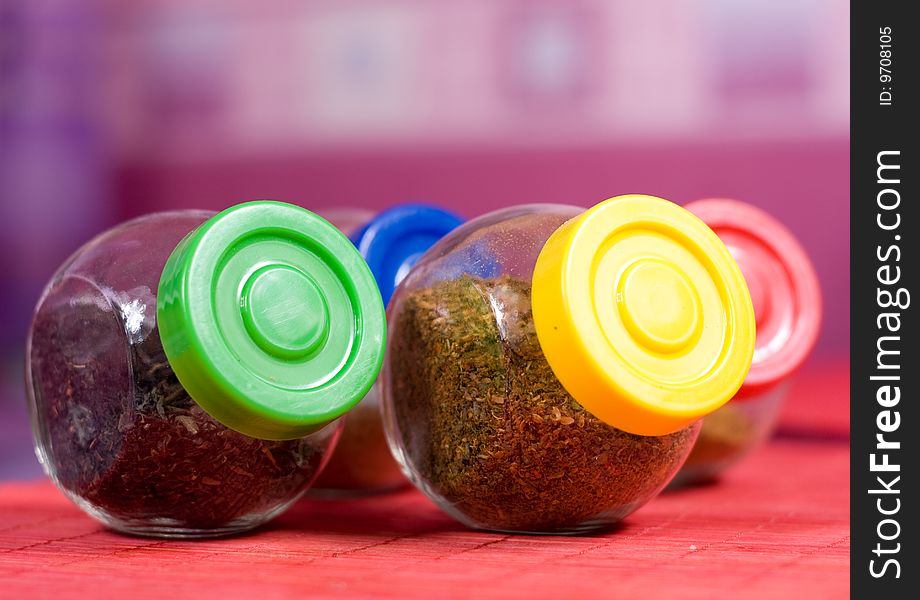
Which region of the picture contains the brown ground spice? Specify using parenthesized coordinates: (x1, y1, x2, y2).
(681, 404, 756, 467)
(388, 275, 698, 533)
(311, 387, 406, 493)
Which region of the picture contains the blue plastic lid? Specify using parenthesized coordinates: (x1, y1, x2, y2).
(351, 204, 464, 305)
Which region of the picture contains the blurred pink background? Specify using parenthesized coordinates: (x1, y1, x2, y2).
(0, 0, 848, 478)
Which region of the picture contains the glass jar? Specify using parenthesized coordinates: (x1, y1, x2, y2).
(312, 205, 464, 495)
(672, 198, 822, 485)
(26, 201, 386, 537)
(381, 195, 756, 534)
(315, 207, 376, 241)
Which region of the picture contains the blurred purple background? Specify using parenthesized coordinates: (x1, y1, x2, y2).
(0, 0, 848, 479)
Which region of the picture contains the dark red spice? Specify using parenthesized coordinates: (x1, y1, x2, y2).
(29, 277, 336, 536)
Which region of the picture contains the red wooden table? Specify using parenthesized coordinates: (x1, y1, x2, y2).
(0, 361, 849, 599)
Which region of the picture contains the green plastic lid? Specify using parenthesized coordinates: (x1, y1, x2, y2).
(157, 201, 386, 440)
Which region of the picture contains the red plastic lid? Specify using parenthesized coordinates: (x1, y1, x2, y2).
(684, 199, 822, 394)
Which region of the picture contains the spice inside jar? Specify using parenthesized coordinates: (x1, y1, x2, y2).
(389, 275, 699, 531)
(311, 204, 463, 495)
(26, 202, 386, 537)
(382, 196, 756, 534)
(31, 309, 339, 532)
(671, 198, 822, 486)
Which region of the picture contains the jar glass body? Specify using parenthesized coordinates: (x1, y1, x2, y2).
(381, 205, 699, 534)
(315, 207, 376, 240)
(671, 382, 787, 486)
(26, 211, 341, 538)
(311, 207, 406, 495)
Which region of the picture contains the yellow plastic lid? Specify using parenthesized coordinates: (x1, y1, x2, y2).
(532, 195, 755, 436)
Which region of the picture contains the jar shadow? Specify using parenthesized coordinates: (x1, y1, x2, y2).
(662, 476, 722, 494)
(260, 489, 464, 537)
(262, 489, 632, 539)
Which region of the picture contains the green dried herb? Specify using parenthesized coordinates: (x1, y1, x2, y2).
(389, 275, 698, 533)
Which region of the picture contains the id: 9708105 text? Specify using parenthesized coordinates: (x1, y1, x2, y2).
(879, 27, 893, 106)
